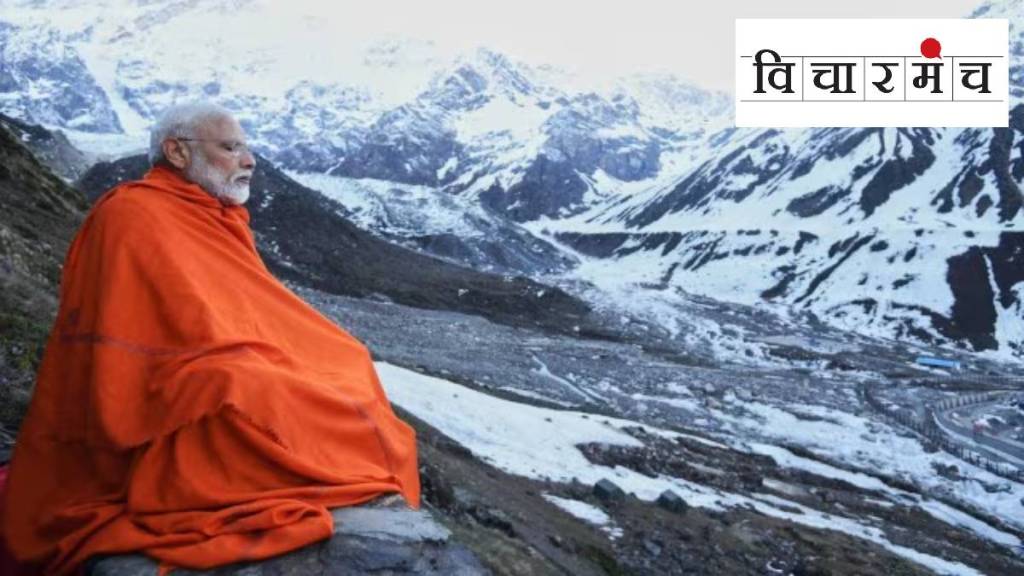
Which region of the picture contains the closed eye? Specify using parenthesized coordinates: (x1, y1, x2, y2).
(220, 141, 249, 154)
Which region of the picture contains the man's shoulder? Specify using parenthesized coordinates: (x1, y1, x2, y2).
(87, 181, 175, 239)
(93, 177, 184, 219)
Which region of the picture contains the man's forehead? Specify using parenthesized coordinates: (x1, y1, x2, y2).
(196, 115, 246, 140)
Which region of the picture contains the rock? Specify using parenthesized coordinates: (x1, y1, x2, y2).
(636, 459, 659, 479)
(468, 505, 515, 537)
(983, 482, 1012, 494)
(656, 490, 690, 514)
(675, 527, 694, 542)
(739, 471, 764, 489)
(420, 463, 459, 512)
(86, 499, 490, 575)
(567, 477, 590, 499)
(826, 357, 855, 371)
(451, 487, 479, 510)
(643, 539, 662, 557)
(792, 557, 832, 576)
(593, 478, 626, 503)
(931, 462, 961, 481)
(332, 503, 451, 543)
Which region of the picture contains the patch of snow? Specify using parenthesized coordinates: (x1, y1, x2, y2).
(713, 400, 1024, 540)
(377, 361, 996, 575)
(543, 494, 610, 524)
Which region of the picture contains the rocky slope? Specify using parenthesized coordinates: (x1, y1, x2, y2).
(0, 112, 91, 181)
(296, 284, 1024, 576)
(0, 114, 87, 447)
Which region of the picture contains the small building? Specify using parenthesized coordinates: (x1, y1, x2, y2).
(916, 356, 962, 371)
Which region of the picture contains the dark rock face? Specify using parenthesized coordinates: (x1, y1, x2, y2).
(480, 154, 591, 222)
(86, 501, 490, 576)
(548, 232, 632, 259)
(988, 107, 1024, 222)
(543, 93, 661, 182)
(794, 233, 876, 304)
(946, 232, 1024, 353)
(404, 228, 576, 278)
(793, 128, 880, 179)
(74, 154, 602, 338)
(859, 129, 936, 217)
(333, 107, 462, 186)
(624, 129, 790, 229)
(0, 117, 87, 437)
(786, 185, 850, 218)
(0, 113, 90, 181)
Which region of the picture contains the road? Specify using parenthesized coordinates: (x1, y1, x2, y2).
(933, 399, 1024, 471)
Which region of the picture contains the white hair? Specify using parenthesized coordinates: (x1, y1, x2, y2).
(148, 102, 234, 166)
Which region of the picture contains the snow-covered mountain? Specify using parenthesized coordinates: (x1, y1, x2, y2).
(1, 0, 1021, 359)
(0, 0, 730, 267)
(0, 0, 729, 199)
(538, 122, 1023, 356)
(523, 1, 1024, 360)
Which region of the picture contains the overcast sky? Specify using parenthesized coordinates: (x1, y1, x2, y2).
(302, 0, 987, 93)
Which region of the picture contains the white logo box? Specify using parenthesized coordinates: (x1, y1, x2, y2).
(735, 19, 1009, 127)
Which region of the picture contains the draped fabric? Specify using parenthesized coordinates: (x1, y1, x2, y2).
(1, 165, 420, 575)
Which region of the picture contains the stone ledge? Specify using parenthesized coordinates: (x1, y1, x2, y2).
(86, 502, 487, 576)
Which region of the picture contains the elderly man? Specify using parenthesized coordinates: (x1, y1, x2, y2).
(1, 103, 420, 576)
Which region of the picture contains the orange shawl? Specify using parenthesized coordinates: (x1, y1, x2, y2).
(1, 165, 420, 575)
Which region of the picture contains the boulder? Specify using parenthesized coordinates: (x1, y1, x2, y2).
(86, 498, 490, 575)
(593, 478, 625, 503)
(656, 490, 690, 514)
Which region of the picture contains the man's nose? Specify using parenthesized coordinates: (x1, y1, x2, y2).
(239, 148, 256, 170)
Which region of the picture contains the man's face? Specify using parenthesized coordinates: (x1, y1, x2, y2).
(181, 116, 256, 206)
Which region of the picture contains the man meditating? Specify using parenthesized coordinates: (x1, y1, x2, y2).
(1, 103, 421, 575)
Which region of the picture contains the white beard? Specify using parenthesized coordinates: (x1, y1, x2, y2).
(185, 151, 251, 205)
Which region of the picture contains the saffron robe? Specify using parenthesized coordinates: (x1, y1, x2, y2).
(1, 165, 420, 575)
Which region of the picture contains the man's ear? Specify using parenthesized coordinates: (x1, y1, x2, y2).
(162, 138, 190, 170)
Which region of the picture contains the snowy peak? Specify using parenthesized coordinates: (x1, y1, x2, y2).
(609, 72, 733, 137)
(429, 48, 547, 105)
(971, 0, 1023, 22)
(0, 20, 122, 132)
(972, 0, 1024, 96)
(0, 0, 734, 205)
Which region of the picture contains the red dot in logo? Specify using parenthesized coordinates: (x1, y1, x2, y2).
(920, 37, 942, 59)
